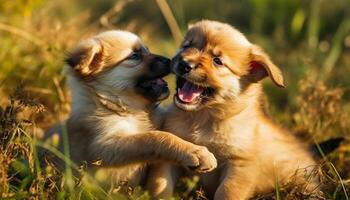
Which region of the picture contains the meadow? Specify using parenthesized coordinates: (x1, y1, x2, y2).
(0, 0, 349, 199)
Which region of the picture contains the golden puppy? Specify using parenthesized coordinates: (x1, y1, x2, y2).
(150, 20, 320, 199)
(43, 30, 217, 189)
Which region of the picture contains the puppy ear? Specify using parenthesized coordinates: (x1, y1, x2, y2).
(65, 39, 103, 76)
(188, 23, 194, 29)
(248, 45, 285, 88)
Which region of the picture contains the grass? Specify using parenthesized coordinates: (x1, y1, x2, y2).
(0, 0, 349, 199)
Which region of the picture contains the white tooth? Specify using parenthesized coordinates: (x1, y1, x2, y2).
(179, 93, 184, 100)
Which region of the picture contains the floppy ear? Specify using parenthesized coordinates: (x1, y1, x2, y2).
(65, 39, 104, 76)
(248, 45, 285, 88)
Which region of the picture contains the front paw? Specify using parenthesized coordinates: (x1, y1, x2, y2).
(183, 146, 217, 173)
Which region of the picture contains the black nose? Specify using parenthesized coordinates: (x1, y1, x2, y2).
(150, 56, 171, 75)
(178, 60, 192, 74)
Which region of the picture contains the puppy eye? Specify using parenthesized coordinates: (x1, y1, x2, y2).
(213, 57, 223, 66)
(128, 52, 141, 60)
(182, 42, 191, 49)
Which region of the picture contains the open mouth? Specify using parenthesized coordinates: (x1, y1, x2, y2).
(137, 78, 170, 101)
(174, 76, 215, 111)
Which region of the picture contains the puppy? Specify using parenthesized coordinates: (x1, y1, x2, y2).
(150, 20, 320, 199)
(43, 30, 217, 189)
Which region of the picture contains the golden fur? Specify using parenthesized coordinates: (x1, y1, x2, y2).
(43, 30, 217, 189)
(150, 20, 319, 199)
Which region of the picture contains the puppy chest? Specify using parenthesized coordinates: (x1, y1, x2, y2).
(194, 126, 256, 160)
(99, 115, 152, 136)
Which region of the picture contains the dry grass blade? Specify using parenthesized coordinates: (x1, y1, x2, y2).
(99, 0, 134, 29)
(0, 22, 43, 46)
(156, 0, 183, 45)
(35, 140, 112, 199)
(329, 162, 349, 200)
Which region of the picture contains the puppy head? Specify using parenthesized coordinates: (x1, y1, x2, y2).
(66, 30, 171, 102)
(172, 20, 284, 111)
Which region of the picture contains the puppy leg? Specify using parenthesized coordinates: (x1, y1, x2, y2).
(214, 161, 257, 200)
(90, 130, 217, 173)
(147, 164, 181, 199)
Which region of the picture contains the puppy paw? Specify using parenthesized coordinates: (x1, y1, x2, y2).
(183, 146, 217, 173)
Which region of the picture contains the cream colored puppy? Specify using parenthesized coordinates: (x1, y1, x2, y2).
(150, 20, 321, 199)
(43, 30, 217, 189)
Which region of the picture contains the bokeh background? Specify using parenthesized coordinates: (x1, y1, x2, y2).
(0, 0, 349, 199)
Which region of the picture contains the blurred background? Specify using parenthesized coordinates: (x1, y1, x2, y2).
(0, 0, 349, 199)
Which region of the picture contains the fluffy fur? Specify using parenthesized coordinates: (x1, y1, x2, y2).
(150, 20, 320, 199)
(43, 30, 217, 189)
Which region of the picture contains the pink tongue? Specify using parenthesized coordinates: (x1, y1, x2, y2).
(178, 81, 204, 103)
